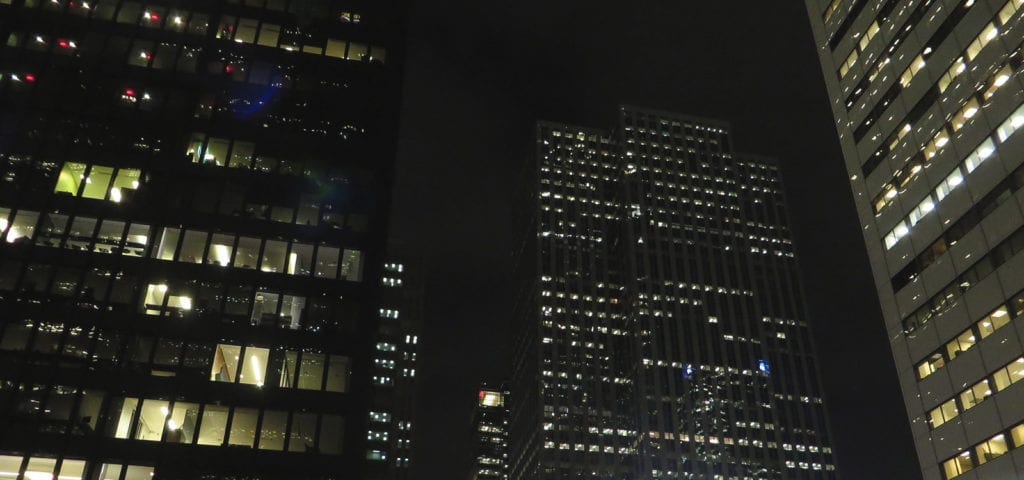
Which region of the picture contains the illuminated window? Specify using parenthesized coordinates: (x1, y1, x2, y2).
(943, 453, 974, 479)
(928, 398, 958, 429)
(838, 49, 858, 78)
(258, 410, 288, 450)
(228, 407, 258, 447)
(234, 18, 258, 43)
(946, 329, 976, 361)
(900, 55, 926, 87)
(959, 379, 991, 410)
(315, 246, 339, 279)
(198, 405, 228, 446)
(977, 306, 1010, 338)
(256, 23, 280, 47)
(975, 433, 1009, 464)
(479, 390, 505, 407)
(1012, 424, 1024, 450)
(54, 162, 86, 195)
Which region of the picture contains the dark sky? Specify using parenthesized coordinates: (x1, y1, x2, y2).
(390, 2, 921, 480)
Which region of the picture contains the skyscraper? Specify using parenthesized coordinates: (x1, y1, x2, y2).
(0, 0, 406, 479)
(509, 106, 838, 480)
(470, 385, 510, 480)
(804, 1, 1024, 478)
(373, 254, 422, 478)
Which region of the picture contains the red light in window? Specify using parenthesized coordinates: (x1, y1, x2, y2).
(478, 390, 485, 399)
(25, 74, 36, 82)
(224, 65, 235, 73)
(124, 88, 135, 96)
(58, 39, 70, 48)
(149, 13, 159, 21)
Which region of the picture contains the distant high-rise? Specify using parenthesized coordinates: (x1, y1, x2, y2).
(804, 1, 1024, 478)
(470, 385, 509, 480)
(0, 0, 407, 479)
(509, 106, 838, 480)
(374, 254, 423, 478)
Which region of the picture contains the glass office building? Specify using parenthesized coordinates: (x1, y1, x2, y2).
(509, 106, 838, 480)
(0, 0, 406, 478)
(805, 1, 1024, 478)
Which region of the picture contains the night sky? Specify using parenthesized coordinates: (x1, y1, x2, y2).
(390, 2, 922, 479)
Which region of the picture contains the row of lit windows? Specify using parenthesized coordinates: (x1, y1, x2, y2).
(942, 421, 1024, 478)
(185, 133, 372, 192)
(53, 162, 141, 203)
(7, 31, 203, 76)
(211, 343, 349, 391)
(891, 159, 1024, 291)
(109, 396, 344, 452)
(0, 381, 346, 453)
(0, 261, 356, 334)
(543, 442, 634, 454)
(837, 20, 879, 78)
(836, 0, 910, 93)
(0, 455, 151, 480)
(874, 27, 1022, 216)
(846, 0, 947, 133)
(902, 225, 1024, 333)
(8, 0, 379, 62)
(850, 0, 971, 145)
(883, 99, 1024, 250)
(0, 319, 350, 394)
(822, 0, 843, 23)
(14, 0, 210, 35)
(898, 0, 1008, 90)
(928, 357, 1024, 429)
(0, 208, 364, 281)
(857, 0, 1009, 170)
(917, 293, 1022, 379)
(851, 0, 978, 147)
(214, 15, 383, 62)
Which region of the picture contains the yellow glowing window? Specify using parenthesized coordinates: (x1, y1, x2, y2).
(479, 390, 504, 407)
(54, 162, 87, 195)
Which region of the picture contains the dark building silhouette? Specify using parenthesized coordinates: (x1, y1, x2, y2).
(509, 106, 839, 480)
(0, 0, 407, 478)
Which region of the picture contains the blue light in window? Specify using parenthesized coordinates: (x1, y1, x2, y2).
(758, 359, 770, 375)
(683, 364, 694, 379)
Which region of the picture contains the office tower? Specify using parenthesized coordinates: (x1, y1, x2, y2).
(804, 1, 1024, 478)
(470, 385, 510, 480)
(372, 255, 422, 478)
(509, 106, 838, 480)
(0, 0, 406, 479)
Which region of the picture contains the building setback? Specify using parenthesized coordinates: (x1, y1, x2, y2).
(470, 385, 510, 480)
(804, 1, 1024, 478)
(509, 106, 838, 480)
(0, 0, 407, 479)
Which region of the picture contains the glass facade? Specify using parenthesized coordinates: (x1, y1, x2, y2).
(509, 107, 838, 480)
(805, 0, 1024, 478)
(0, 0, 407, 478)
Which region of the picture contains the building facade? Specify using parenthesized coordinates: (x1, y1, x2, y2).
(0, 0, 406, 479)
(372, 255, 422, 478)
(509, 106, 838, 480)
(470, 385, 510, 480)
(804, 0, 1024, 478)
